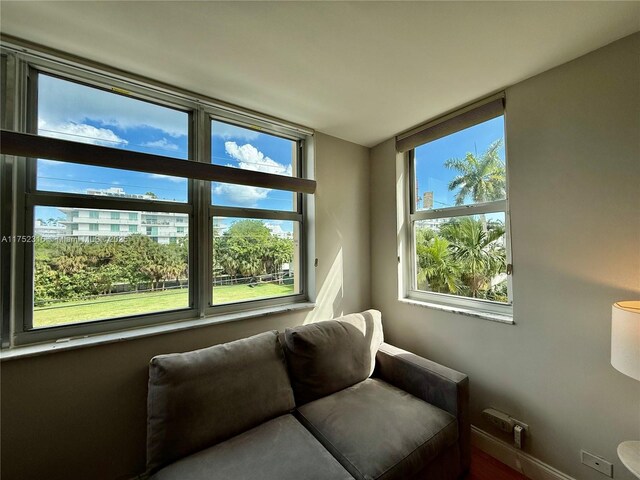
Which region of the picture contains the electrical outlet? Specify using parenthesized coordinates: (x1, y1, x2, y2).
(581, 450, 613, 477)
(482, 408, 514, 432)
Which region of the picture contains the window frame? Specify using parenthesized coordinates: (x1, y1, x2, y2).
(1, 45, 314, 347)
(205, 113, 307, 314)
(401, 98, 513, 320)
(18, 64, 199, 345)
(0, 52, 12, 348)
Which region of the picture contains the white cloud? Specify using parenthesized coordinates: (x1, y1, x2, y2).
(142, 138, 179, 152)
(266, 223, 285, 236)
(212, 121, 260, 141)
(37, 159, 62, 167)
(38, 119, 127, 147)
(38, 74, 188, 137)
(213, 183, 270, 207)
(213, 142, 294, 207)
(265, 222, 293, 238)
(148, 173, 185, 183)
(224, 141, 292, 176)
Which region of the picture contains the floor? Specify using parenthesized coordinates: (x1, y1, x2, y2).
(465, 447, 529, 480)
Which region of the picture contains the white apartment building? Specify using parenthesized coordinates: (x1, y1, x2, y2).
(418, 218, 448, 232)
(56, 187, 189, 244)
(34, 220, 67, 239)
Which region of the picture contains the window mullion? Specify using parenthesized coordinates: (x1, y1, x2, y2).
(210, 206, 301, 222)
(411, 199, 506, 222)
(408, 150, 416, 214)
(16, 58, 34, 338)
(194, 106, 210, 315)
(25, 191, 193, 214)
(0, 156, 13, 347)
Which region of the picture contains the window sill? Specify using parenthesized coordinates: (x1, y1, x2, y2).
(0, 302, 316, 361)
(398, 297, 514, 324)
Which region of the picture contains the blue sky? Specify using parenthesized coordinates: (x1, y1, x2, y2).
(414, 115, 505, 210)
(36, 74, 502, 235)
(36, 74, 295, 227)
(211, 120, 295, 212)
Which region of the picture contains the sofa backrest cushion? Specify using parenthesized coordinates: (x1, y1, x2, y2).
(283, 309, 383, 405)
(146, 330, 295, 473)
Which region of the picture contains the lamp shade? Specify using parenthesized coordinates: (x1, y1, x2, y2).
(611, 301, 640, 381)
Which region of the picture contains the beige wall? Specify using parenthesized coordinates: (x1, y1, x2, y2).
(0, 132, 370, 480)
(371, 33, 640, 480)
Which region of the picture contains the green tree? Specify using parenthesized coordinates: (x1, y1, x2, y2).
(115, 235, 154, 291)
(416, 228, 460, 294)
(440, 218, 506, 299)
(445, 139, 506, 229)
(213, 220, 294, 284)
(228, 220, 270, 278)
(35, 240, 97, 304)
(53, 242, 89, 275)
(139, 240, 170, 290)
(165, 240, 188, 286)
(33, 234, 190, 305)
(265, 237, 294, 279)
(216, 241, 240, 280)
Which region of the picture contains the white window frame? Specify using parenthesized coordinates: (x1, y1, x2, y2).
(0, 42, 315, 347)
(399, 95, 513, 321)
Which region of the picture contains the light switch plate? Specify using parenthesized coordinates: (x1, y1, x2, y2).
(581, 450, 613, 477)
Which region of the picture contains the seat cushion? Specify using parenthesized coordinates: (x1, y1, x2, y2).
(147, 331, 295, 473)
(150, 414, 354, 480)
(296, 378, 458, 480)
(283, 309, 383, 405)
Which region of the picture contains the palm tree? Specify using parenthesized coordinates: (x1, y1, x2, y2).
(440, 218, 505, 299)
(416, 235, 460, 294)
(445, 139, 506, 229)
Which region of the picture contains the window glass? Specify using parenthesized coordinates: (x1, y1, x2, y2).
(414, 213, 507, 302)
(5, 52, 309, 341)
(36, 74, 189, 201)
(411, 113, 510, 308)
(33, 205, 189, 328)
(212, 184, 295, 211)
(212, 217, 299, 305)
(211, 120, 296, 211)
(414, 116, 505, 210)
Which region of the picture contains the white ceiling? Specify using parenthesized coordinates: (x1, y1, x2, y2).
(1, 2, 638, 147)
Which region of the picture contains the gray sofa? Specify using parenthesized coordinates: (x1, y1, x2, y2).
(146, 310, 469, 480)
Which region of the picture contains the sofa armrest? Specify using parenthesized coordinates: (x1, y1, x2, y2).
(374, 342, 470, 472)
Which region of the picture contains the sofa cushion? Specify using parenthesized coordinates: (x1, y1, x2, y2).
(147, 331, 295, 473)
(283, 309, 383, 404)
(150, 414, 354, 480)
(296, 378, 458, 480)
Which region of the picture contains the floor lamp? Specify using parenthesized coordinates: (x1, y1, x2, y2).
(611, 301, 640, 479)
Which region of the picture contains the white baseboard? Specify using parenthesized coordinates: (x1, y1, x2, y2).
(471, 426, 576, 480)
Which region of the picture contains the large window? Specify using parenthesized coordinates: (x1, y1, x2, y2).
(29, 74, 192, 332)
(0, 46, 313, 346)
(398, 96, 512, 318)
(210, 121, 301, 306)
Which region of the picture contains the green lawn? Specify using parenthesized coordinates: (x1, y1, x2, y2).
(33, 283, 295, 328)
